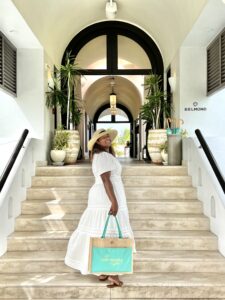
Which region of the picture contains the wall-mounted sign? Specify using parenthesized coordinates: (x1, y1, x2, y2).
(184, 101, 207, 111)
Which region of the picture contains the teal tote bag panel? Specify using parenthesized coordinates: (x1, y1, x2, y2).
(91, 247, 132, 272)
(89, 214, 133, 274)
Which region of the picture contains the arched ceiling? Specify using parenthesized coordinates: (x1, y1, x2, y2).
(12, 0, 207, 68)
(84, 76, 141, 120)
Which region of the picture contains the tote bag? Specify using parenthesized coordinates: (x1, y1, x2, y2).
(88, 213, 133, 274)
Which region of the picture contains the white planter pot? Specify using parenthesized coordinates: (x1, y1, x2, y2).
(161, 149, 168, 165)
(64, 130, 80, 164)
(50, 150, 66, 163)
(147, 129, 167, 163)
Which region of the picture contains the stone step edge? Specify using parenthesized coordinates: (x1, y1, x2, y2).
(16, 213, 208, 220)
(1, 272, 225, 287)
(27, 186, 197, 190)
(22, 199, 200, 203)
(32, 175, 191, 179)
(8, 231, 217, 239)
(1, 251, 224, 262)
(36, 165, 188, 169)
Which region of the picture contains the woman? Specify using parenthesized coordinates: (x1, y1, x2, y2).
(64, 128, 136, 288)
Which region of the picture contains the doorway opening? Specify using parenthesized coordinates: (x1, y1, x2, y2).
(95, 105, 131, 158)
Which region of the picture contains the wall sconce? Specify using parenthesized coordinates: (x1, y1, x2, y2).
(168, 76, 176, 93)
(45, 63, 51, 71)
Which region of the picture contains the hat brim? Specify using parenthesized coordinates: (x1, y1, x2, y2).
(88, 129, 118, 151)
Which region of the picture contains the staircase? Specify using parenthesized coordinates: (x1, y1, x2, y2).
(1, 162, 225, 299)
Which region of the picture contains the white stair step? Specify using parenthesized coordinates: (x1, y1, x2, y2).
(0, 272, 225, 299)
(21, 199, 203, 214)
(26, 187, 197, 200)
(31, 175, 192, 187)
(15, 213, 209, 231)
(7, 230, 217, 251)
(1, 250, 225, 274)
(35, 165, 188, 177)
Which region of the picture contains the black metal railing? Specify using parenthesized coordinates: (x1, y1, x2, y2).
(195, 129, 225, 194)
(0, 129, 29, 192)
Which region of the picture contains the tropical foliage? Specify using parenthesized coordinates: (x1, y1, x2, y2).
(140, 73, 171, 129)
(45, 51, 83, 130)
(52, 127, 70, 150)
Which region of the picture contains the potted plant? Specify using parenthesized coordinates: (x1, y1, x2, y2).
(45, 52, 83, 164)
(59, 51, 83, 164)
(60, 51, 82, 130)
(159, 141, 168, 165)
(140, 73, 171, 163)
(50, 126, 70, 165)
(46, 75, 68, 126)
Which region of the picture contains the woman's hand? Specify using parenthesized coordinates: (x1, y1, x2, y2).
(109, 200, 118, 216)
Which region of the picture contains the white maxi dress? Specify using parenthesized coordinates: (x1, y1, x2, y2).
(64, 151, 137, 275)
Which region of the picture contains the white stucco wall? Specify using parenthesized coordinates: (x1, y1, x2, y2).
(0, 2, 55, 255)
(184, 137, 225, 257)
(169, 0, 225, 138)
(170, 46, 225, 138)
(17, 48, 44, 139)
(180, 47, 225, 137)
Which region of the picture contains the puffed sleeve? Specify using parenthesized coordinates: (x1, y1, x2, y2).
(93, 151, 116, 176)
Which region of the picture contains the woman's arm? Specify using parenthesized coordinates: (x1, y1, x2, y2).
(100, 171, 118, 216)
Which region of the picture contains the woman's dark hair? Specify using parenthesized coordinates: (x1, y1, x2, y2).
(90, 140, 115, 161)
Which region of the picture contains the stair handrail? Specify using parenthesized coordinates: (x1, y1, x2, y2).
(195, 129, 225, 194)
(0, 129, 29, 192)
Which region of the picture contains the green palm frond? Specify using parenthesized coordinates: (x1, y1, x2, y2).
(140, 73, 171, 129)
(46, 77, 67, 108)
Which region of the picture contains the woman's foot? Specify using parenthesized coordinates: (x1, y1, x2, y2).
(106, 275, 123, 288)
(98, 274, 109, 281)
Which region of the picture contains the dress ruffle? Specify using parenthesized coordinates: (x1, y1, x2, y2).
(64, 207, 137, 275)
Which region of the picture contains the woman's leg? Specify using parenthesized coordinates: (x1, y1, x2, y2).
(107, 275, 123, 287)
(98, 274, 109, 281)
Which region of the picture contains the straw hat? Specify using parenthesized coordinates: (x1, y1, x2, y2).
(88, 128, 118, 151)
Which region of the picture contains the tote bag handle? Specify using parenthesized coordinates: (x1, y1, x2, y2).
(101, 214, 123, 239)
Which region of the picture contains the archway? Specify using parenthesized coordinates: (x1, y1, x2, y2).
(62, 21, 163, 75)
(61, 21, 164, 158)
(83, 75, 142, 157)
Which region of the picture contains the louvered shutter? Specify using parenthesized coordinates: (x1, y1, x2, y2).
(0, 35, 2, 86)
(207, 38, 220, 94)
(3, 38, 17, 95)
(0, 32, 17, 96)
(221, 30, 225, 84)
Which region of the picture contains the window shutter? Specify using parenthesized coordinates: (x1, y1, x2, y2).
(207, 38, 220, 94)
(3, 38, 17, 94)
(0, 32, 17, 96)
(0, 35, 2, 86)
(221, 31, 225, 84)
